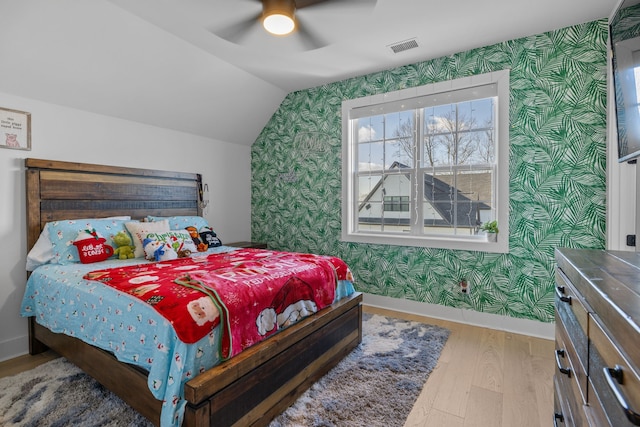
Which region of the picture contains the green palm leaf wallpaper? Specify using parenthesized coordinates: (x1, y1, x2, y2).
(251, 20, 607, 323)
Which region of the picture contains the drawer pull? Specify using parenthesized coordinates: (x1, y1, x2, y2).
(604, 366, 640, 426)
(555, 349, 571, 377)
(553, 412, 564, 426)
(555, 285, 571, 304)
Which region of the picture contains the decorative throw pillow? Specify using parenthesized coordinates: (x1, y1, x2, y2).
(73, 229, 114, 264)
(146, 215, 209, 231)
(46, 218, 131, 265)
(144, 230, 198, 257)
(185, 226, 208, 252)
(125, 220, 170, 258)
(199, 227, 222, 248)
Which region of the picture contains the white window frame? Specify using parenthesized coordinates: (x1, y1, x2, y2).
(341, 70, 510, 253)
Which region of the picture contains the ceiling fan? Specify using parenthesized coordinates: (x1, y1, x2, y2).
(211, 0, 377, 51)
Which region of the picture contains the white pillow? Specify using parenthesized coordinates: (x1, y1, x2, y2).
(26, 227, 54, 271)
(125, 220, 170, 258)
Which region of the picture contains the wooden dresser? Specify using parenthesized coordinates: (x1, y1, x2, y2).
(554, 248, 640, 426)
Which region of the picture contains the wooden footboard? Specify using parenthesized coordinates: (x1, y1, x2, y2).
(183, 292, 362, 427)
(30, 292, 363, 427)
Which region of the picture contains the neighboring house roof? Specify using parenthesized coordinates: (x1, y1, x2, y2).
(359, 161, 491, 227)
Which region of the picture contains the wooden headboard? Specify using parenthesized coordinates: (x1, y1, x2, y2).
(25, 158, 203, 251)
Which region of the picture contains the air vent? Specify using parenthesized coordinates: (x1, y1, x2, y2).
(388, 38, 419, 54)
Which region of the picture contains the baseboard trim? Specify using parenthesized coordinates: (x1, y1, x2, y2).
(0, 334, 29, 363)
(363, 293, 554, 340)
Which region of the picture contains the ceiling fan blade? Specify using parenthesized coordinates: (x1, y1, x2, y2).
(294, 0, 330, 7)
(211, 10, 262, 44)
(295, 14, 329, 50)
(295, 0, 376, 11)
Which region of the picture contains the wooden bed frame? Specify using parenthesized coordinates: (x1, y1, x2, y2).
(25, 158, 363, 427)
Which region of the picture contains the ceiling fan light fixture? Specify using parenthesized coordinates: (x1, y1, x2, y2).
(262, 0, 296, 36)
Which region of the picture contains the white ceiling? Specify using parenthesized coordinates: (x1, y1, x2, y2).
(0, 0, 620, 145)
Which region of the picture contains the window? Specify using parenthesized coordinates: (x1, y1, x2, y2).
(342, 70, 509, 252)
(383, 196, 409, 212)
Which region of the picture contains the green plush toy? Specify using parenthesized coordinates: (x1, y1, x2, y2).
(113, 231, 135, 260)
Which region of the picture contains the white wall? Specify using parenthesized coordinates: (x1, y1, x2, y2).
(0, 91, 252, 361)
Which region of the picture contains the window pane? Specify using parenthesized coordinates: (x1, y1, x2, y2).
(425, 105, 456, 167)
(385, 139, 413, 168)
(457, 168, 494, 226)
(384, 111, 414, 139)
(467, 98, 494, 130)
(463, 130, 495, 164)
(358, 201, 383, 232)
(432, 133, 455, 166)
(457, 130, 478, 165)
(358, 141, 384, 172)
(381, 174, 411, 215)
(423, 169, 454, 231)
(357, 116, 384, 142)
(358, 174, 382, 202)
(426, 104, 456, 135)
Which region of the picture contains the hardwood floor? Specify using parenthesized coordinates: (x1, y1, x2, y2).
(0, 306, 555, 427)
(0, 348, 58, 379)
(363, 306, 555, 427)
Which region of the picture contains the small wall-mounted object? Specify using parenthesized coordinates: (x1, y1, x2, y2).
(459, 279, 470, 295)
(627, 234, 636, 247)
(0, 107, 31, 151)
(197, 174, 209, 210)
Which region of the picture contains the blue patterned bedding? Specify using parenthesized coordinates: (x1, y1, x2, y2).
(21, 246, 356, 427)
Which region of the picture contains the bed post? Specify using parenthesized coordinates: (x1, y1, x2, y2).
(25, 164, 42, 252)
(25, 162, 49, 354)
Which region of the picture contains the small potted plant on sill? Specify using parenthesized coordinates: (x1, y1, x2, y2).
(480, 220, 499, 242)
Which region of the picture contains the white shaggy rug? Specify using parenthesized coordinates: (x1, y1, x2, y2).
(0, 314, 449, 427)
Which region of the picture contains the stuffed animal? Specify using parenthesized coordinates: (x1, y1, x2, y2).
(186, 226, 208, 252)
(143, 238, 178, 262)
(143, 238, 162, 260)
(176, 248, 192, 258)
(155, 242, 178, 261)
(113, 231, 135, 260)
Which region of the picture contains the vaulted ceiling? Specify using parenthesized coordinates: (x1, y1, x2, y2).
(0, 0, 619, 145)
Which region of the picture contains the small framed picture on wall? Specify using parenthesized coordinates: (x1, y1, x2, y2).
(0, 107, 31, 151)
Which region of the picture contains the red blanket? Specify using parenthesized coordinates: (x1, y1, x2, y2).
(84, 248, 351, 359)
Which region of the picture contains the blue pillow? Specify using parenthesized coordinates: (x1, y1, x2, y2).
(46, 218, 134, 265)
(146, 215, 209, 231)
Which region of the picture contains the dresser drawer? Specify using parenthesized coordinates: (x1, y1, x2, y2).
(584, 374, 610, 427)
(556, 268, 589, 338)
(555, 271, 589, 391)
(554, 375, 573, 426)
(554, 363, 610, 427)
(556, 311, 588, 411)
(589, 315, 640, 426)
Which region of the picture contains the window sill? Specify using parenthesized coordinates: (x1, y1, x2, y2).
(341, 232, 509, 253)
